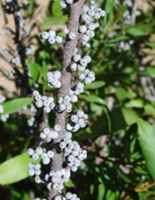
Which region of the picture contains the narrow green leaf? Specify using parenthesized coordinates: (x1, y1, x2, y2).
(97, 183, 105, 200)
(27, 61, 40, 83)
(145, 104, 155, 118)
(85, 81, 105, 90)
(80, 94, 106, 105)
(0, 153, 30, 185)
(3, 97, 33, 114)
(138, 119, 155, 181)
(115, 88, 136, 101)
(122, 108, 139, 125)
(143, 66, 155, 78)
(41, 63, 48, 83)
(64, 179, 75, 188)
(125, 99, 144, 108)
(127, 24, 153, 37)
(105, 190, 116, 200)
(52, 0, 63, 17)
(42, 16, 67, 30)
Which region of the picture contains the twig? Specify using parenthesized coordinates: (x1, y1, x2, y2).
(48, 0, 85, 199)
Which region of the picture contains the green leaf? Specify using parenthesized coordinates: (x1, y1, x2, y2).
(103, 0, 115, 31)
(52, 0, 63, 17)
(138, 119, 155, 181)
(125, 99, 144, 108)
(64, 179, 75, 188)
(80, 94, 106, 105)
(23, 193, 31, 200)
(105, 190, 117, 200)
(42, 16, 68, 30)
(145, 104, 155, 118)
(127, 24, 153, 37)
(97, 183, 105, 200)
(122, 108, 139, 125)
(147, 42, 155, 49)
(27, 61, 40, 83)
(42, 0, 67, 29)
(115, 87, 136, 101)
(40, 62, 48, 83)
(143, 66, 155, 78)
(0, 153, 30, 185)
(3, 97, 33, 114)
(85, 81, 105, 90)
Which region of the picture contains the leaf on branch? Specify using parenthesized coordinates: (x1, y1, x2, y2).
(138, 119, 155, 181)
(52, 0, 63, 17)
(3, 97, 33, 114)
(85, 81, 105, 90)
(80, 94, 106, 105)
(127, 24, 154, 37)
(0, 153, 30, 185)
(27, 60, 40, 83)
(42, 0, 68, 30)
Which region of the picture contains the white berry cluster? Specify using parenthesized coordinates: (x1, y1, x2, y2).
(28, 147, 55, 183)
(80, 1, 105, 47)
(41, 30, 63, 45)
(61, 0, 74, 8)
(58, 82, 85, 113)
(28, 147, 54, 166)
(59, 132, 87, 172)
(67, 110, 88, 132)
(55, 193, 80, 200)
(70, 49, 95, 84)
(58, 94, 74, 113)
(40, 125, 60, 143)
(27, 105, 37, 127)
(71, 51, 91, 72)
(28, 1, 105, 199)
(47, 71, 62, 88)
(79, 69, 95, 84)
(48, 168, 71, 192)
(33, 90, 55, 113)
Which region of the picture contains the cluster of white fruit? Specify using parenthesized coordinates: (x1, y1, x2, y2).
(54, 193, 80, 200)
(40, 125, 60, 143)
(28, 147, 55, 183)
(66, 110, 88, 132)
(47, 71, 62, 88)
(48, 168, 71, 192)
(33, 91, 55, 113)
(58, 82, 85, 113)
(61, 0, 74, 8)
(29, 1, 105, 200)
(80, 1, 105, 47)
(41, 30, 63, 45)
(71, 52, 91, 72)
(63, 139, 87, 172)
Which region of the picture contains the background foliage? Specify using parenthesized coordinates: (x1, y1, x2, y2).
(1, 0, 155, 199)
